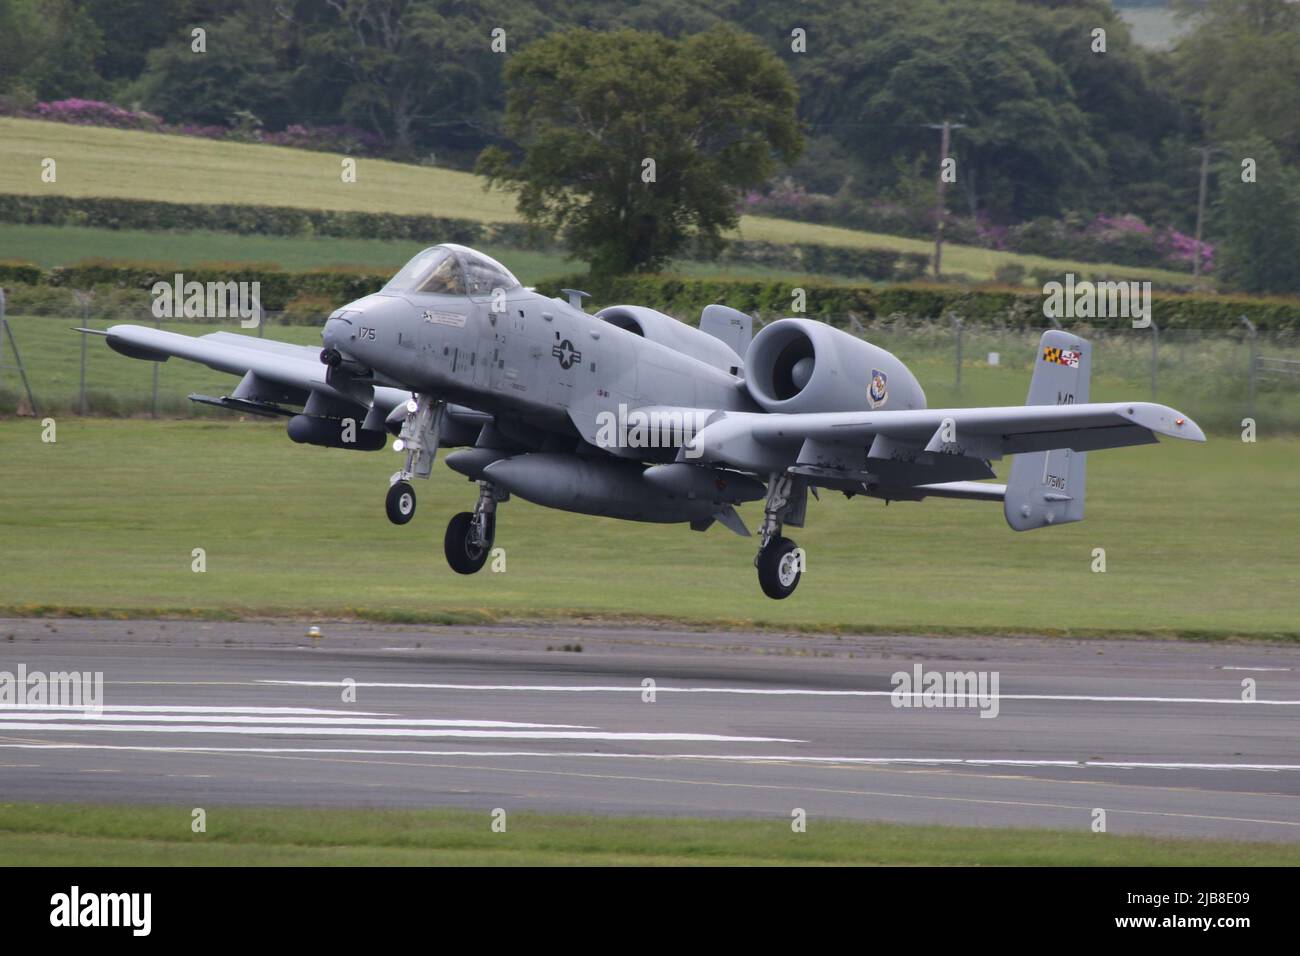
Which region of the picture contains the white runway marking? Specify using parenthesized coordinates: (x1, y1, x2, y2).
(258, 679, 1300, 706)
(0, 712, 590, 729)
(1222, 666, 1293, 672)
(3, 704, 394, 716)
(3, 742, 1300, 773)
(0, 722, 799, 743)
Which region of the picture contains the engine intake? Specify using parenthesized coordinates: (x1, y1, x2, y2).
(743, 318, 925, 414)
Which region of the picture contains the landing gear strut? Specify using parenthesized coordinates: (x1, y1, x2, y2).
(385, 394, 444, 525)
(755, 472, 807, 599)
(444, 479, 506, 574)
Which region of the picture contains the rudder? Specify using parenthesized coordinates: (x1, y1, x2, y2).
(1004, 330, 1089, 531)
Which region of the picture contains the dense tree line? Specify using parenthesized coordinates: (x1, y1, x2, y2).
(0, 0, 1297, 288)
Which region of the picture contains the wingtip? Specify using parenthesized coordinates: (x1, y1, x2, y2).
(1169, 413, 1207, 443)
(1124, 403, 1206, 443)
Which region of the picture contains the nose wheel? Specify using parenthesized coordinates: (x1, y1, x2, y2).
(385, 480, 416, 524)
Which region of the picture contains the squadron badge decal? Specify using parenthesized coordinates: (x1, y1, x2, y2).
(868, 368, 888, 408)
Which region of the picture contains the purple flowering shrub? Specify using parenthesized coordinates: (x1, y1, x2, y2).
(9, 98, 387, 157)
(24, 98, 163, 131)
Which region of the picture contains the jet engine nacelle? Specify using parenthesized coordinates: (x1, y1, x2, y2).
(596, 305, 743, 375)
(742, 318, 926, 414)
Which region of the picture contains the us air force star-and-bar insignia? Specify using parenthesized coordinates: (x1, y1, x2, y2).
(552, 339, 582, 369)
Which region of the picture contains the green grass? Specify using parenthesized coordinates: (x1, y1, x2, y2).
(0, 803, 1294, 865)
(0, 117, 1203, 284)
(0, 117, 521, 222)
(0, 222, 903, 287)
(0, 417, 1293, 639)
(0, 222, 579, 279)
(734, 216, 1202, 287)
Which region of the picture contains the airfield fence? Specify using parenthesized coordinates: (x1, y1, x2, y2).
(1, 304, 1298, 435)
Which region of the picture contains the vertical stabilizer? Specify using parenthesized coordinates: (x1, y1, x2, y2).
(1004, 330, 1090, 531)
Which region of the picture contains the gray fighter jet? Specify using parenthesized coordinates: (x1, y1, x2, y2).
(91, 243, 1205, 598)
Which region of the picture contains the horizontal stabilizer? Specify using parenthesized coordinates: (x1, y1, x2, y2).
(914, 481, 1007, 502)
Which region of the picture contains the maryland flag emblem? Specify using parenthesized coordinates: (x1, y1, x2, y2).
(1043, 346, 1081, 368)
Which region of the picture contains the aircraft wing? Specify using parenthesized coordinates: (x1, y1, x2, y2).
(689, 401, 1205, 479)
(87, 324, 411, 414)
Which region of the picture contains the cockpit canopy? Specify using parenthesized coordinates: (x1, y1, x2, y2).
(383, 244, 521, 297)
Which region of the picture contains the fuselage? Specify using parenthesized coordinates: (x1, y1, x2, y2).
(321, 245, 753, 454)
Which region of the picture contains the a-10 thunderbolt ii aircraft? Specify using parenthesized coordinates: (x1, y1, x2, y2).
(90, 243, 1204, 598)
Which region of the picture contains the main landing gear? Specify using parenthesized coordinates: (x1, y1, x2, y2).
(381, 393, 509, 575)
(444, 481, 503, 574)
(755, 472, 808, 600)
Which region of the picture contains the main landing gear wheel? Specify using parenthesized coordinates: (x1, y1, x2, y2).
(386, 481, 416, 525)
(445, 511, 494, 574)
(756, 536, 802, 600)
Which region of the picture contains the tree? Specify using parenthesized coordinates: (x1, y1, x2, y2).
(129, 14, 290, 127)
(1172, 0, 1300, 167)
(301, 0, 536, 158)
(1, 0, 106, 100)
(86, 0, 194, 85)
(782, 0, 1177, 221)
(1212, 139, 1300, 294)
(477, 26, 803, 275)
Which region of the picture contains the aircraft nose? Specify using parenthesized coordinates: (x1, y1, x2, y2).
(321, 315, 356, 352)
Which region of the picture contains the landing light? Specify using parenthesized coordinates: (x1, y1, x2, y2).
(393, 439, 405, 452)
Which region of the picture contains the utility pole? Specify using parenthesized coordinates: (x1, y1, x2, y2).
(1192, 145, 1219, 278)
(925, 120, 966, 279)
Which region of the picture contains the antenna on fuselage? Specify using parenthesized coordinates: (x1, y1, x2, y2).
(560, 288, 591, 311)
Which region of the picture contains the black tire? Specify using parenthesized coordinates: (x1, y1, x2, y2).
(386, 481, 416, 525)
(445, 511, 494, 574)
(756, 536, 802, 599)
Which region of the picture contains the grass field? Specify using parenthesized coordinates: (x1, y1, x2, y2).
(0, 117, 1203, 285)
(0, 416, 1293, 639)
(0, 222, 910, 287)
(0, 803, 1294, 865)
(0, 222, 577, 278)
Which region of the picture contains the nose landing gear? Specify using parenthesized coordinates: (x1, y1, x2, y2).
(385, 394, 444, 525)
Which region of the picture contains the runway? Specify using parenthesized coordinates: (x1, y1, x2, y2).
(1, 617, 1298, 842)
